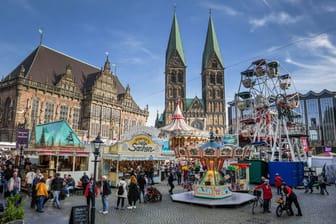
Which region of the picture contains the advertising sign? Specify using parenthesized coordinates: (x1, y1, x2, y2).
(16, 128, 29, 149)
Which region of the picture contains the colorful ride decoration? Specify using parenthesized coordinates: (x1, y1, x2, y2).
(192, 133, 233, 199)
(227, 163, 251, 192)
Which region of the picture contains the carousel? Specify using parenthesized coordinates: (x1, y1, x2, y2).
(161, 101, 255, 206)
(192, 132, 232, 199)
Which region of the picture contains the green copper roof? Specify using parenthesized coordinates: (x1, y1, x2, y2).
(186, 97, 205, 110)
(166, 12, 186, 66)
(202, 15, 223, 68)
(35, 120, 84, 147)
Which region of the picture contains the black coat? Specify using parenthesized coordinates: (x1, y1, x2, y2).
(128, 182, 139, 201)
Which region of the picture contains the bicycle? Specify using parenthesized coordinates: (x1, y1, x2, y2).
(275, 193, 291, 217)
(251, 190, 263, 214)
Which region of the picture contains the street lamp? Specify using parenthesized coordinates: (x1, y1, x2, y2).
(18, 142, 25, 178)
(90, 134, 104, 224)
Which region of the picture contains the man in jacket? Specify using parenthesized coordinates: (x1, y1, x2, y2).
(274, 173, 283, 195)
(99, 176, 111, 214)
(254, 179, 272, 213)
(281, 182, 302, 216)
(51, 173, 64, 209)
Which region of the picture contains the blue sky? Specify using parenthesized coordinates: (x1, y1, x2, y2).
(1, 0, 336, 127)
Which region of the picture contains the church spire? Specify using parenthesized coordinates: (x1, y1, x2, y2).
(166, 9, 185, 66)
(202, 13, 223, 69)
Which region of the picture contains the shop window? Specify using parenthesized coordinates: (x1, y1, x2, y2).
(58, 156, 74, 171)
(74, 156, 88, 171)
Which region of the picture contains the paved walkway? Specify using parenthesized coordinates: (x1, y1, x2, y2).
(2, 182, 336, 224)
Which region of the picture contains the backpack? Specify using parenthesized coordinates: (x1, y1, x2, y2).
(118, 184, 124, 195)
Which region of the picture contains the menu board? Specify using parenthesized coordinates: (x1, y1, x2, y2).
(69, 205, 88, 224)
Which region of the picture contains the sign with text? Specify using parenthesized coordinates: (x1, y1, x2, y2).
(16, 128, 29, 149)
(69, 205, 88, 224)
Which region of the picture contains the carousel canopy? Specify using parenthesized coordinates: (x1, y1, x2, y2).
(160, 101, 197, 133)
(199, 140, 223, 150)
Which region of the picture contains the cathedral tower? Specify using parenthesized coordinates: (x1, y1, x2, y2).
(164, 11, 186, 124)
(201, 14, 226, 135)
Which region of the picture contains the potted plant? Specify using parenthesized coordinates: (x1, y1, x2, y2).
(1, 193, 25, 224)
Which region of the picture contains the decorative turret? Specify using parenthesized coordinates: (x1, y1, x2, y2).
(103, 54, 111, 75)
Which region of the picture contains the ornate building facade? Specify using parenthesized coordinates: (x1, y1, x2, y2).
(0, 45, 149, 143)
(156, 12, 226, 136)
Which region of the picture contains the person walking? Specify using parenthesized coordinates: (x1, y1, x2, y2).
(99, 175, 111, 214)
(30, 170, 41, 209)
(51, 173, 64, 209)
(318, 173, 329, 195)
(84, 177, 98, 208)
(254, 179, 273, 213)
(127, 175, 139, 209)
(274, 173, 283, 195)
(168, 172, 175, 194)
(81, 172, 90, 192)
(25, 168, 36, 196)
(137, 174, 146, 203)
(281, 182, 302, 216)
(8, 171, 21, 197)
(35, 177, 48, 213)
(115, 177, 127, 209)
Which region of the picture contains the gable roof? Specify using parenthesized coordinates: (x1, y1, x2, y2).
(35, 120, 84, 147)
(5, 45, 125, 94)
(185, 97, 204, 111)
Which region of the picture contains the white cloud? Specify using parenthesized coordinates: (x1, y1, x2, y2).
(321, 5, 336, 12)
(249, 12, 301, 31)
(285, 34, 336, 93)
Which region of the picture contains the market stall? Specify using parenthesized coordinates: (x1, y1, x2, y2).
(102, 134, 174, 186)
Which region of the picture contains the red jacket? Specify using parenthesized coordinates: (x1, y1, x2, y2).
(255, 183, 273, 200)
(84, 182, 98, 197)
(274, 176, 283, 187)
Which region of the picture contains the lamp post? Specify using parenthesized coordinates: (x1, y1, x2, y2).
(90, 135, 104, 224)
(18, 142, 25, 178)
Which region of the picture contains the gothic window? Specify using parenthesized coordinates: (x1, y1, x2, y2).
(92, 104, 101, 119)
(102, 107, 111, 121)
(31, 99, 39, 125)
(217, 72, 223, 84)
(101, 124, 109, 138)
(44, 101, 54, 123)
(178, 70, 184, 83)
(4, 98, 13, 127)
(173, 89, 177, 98)
(72, 108, 80, 130)
(209, 72, 215, 85)
(91, 123, 100, 136)
(112, 108, 121, 121)
(171, 71, 176, 83)
(131, 120, 136, 127)
(124, 119, 129, 131)
(60, 105, 68, 121)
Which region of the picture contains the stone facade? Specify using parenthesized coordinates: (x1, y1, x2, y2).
(0, 45, 148, 143)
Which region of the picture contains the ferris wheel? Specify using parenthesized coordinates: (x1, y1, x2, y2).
(235, 59, 306, 162)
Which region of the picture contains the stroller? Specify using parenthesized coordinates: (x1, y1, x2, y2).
(144, 185, 162, 202)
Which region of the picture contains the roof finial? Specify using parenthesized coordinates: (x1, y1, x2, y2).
(38, 28, 43, 45)
(174, 2, 176, 13)
(209, 8, 212, 16)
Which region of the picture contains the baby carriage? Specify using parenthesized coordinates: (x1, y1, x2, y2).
(144, 185, 162, 202)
